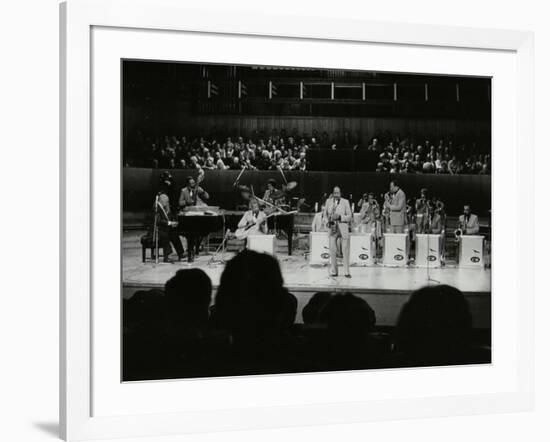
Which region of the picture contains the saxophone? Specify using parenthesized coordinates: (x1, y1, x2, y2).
(328, 198, 339, 234)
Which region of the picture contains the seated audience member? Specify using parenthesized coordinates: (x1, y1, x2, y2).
(302, 292, 333, 325)
(163, 268, 212, 333)
(163, 269, 232, 377)
(129, 131, 490, 175)
(123, 289, 165, 335)
(393, 285, 490, 366)
(122, 289, 169, 380)
(316, 293, 387, 369)
(213, 250, 300, 374)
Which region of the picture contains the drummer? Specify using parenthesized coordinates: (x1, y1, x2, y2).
(263, 179, 287, 207)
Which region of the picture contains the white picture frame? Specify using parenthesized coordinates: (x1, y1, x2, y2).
(60, 0, 534, 440)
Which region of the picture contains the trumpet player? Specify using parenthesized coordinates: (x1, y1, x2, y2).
(324, 186, 352, 278)
(414, 188, 430, 234)
(429, 201, 447, 234)
(456, 204, 480, 235)
(384, 179, 407, 234)
(358, 193, 380, 234)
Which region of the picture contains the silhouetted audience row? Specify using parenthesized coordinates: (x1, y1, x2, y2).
(123, 250, 490, 381)
(123, 130, 489, 175)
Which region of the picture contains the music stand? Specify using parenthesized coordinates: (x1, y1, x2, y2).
(208, 214, 229, 266)
(424, 233, 440, 285)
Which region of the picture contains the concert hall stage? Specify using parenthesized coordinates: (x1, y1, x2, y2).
(122, 231, 491, 329)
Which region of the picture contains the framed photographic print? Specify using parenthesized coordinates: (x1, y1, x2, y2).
(60, 0, 534, 440)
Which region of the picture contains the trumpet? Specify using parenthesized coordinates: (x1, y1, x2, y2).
(454, 228, 463, 239)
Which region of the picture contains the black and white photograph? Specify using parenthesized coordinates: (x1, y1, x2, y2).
(121, 60, 492, 381)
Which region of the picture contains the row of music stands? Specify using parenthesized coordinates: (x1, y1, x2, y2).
(308, 232, 485, 268)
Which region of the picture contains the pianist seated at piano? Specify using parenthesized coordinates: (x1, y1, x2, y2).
(456, 204, 480, 235)
(236, 199, 268, 242)
(155, 192, 184, 263)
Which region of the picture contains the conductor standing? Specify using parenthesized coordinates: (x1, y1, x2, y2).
(324, 186, 352, 278)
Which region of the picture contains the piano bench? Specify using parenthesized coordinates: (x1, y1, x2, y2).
(140, 234, 165, 263)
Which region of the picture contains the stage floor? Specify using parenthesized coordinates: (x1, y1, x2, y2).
(122, 231, 491, 295)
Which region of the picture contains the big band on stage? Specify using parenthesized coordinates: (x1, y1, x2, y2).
(150, 170, 485, 272)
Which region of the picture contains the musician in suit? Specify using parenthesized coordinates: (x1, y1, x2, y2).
(358, 193, 380, 234)
(178, 175, 210, 208)
(414, 188, 430, 234)
(384, 179, 407, 233)
(159, 170, 177, 211)
(429, 201, 447, 234)
(178, 174, 210, 263)
(155, 192, 184, 263)
(457, 204, 480, 235)
(237, 199, 268, 241)
(262, 178, 286, 208)
(324, 186, 352, 278)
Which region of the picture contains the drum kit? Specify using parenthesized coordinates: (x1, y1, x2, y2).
(237, 180, 298, 211)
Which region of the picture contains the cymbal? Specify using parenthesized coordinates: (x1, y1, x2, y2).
(237, 185, 251, 193)
(285, 181, 298, 191)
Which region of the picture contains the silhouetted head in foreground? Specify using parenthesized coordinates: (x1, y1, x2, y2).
(302, 292, 333, 325)
(319, 293, 378, 366)
(164, 268, 212, 330)
(215, 250, 294, 342)
(395, 285, 473, 365)
(123, 289, 165, 334)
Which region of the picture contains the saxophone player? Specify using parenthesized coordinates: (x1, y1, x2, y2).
(457, 204, 480, 235)
(384, 179, 407, 233)
(324, 186, 352, 278)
